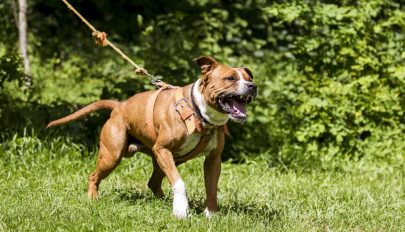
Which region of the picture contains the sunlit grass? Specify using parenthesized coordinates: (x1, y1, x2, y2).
(0, 135, 403, 231)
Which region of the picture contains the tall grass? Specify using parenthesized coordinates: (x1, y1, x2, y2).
(0, 134, 404, 231)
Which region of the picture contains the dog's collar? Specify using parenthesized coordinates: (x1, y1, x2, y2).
(174, 83, 230, 136)
(190, 82, 214, 127)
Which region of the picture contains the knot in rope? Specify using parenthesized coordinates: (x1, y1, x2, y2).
(92, 31, 108, 47)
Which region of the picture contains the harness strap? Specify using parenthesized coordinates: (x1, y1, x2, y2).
(172, 87, 216, 162)
(222, 123, 230, 136)
(145, 86, 172, 141)
(174, 88, 201, 134)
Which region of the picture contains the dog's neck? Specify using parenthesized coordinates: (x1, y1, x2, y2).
(191, 79, 229, 127)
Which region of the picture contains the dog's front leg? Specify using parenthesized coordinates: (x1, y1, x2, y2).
(203, 151, 221, 217)
(152, 145, 189, 218)
(203, 130, 225, 218)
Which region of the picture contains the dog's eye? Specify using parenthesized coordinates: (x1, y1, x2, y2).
(225, 76, 236, 81)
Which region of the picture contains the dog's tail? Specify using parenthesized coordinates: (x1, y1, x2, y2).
(46, 100, 120, 128)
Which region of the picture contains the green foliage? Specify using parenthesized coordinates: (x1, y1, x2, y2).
(259, 0, 405, 168)
(0, 0, 404, 169)
(0, 47, 23, 88)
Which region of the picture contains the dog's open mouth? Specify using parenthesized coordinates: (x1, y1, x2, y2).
(217, 94, 254, 122)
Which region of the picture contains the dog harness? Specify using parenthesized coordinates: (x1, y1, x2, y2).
(145, 82, 228, 162)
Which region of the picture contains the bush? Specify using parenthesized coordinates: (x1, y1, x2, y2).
(257, 0, 405, 168)
(1, 0, 404, 169)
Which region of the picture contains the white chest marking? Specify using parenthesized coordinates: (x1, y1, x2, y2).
(176, 133, 201, 156)
(176, 130, 218, 157)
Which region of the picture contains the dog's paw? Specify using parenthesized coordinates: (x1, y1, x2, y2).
(203, 208, 218, 219)
(173, 199, 188, 219)
(172, 179, 189, 219)
(87, 186, 98, 199)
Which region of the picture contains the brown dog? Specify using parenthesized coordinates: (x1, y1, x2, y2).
(47, 56, 257, 218)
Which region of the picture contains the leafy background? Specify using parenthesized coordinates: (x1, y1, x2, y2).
(0, 0, 404, 170)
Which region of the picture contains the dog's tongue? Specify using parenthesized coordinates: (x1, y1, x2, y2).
(229, 99, 246, 115)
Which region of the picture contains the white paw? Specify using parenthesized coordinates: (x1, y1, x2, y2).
(204, 208, 216, 218)
(172, 179, 189, 219)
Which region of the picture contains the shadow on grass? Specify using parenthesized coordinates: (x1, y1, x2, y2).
(189, 198, 279, 224)
(221, 200, 279, 224)
(115, 188, 279, 224)
(113, 187, 164, 204)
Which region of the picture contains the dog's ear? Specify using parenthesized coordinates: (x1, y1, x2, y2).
(193, 56, 218, 75)
(242, 66, 253, 79)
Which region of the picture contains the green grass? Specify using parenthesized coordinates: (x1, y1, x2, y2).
(0, 135, 404, 231)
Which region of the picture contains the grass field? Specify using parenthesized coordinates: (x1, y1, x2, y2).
(0, 135, 404, 231)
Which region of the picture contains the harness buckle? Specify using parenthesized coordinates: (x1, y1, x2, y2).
(174, 97, 189, 108)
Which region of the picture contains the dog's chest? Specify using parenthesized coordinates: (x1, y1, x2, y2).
(175, 131, 218, 157)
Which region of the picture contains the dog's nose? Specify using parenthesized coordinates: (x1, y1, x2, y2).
(246, 82, 257, 96)
(247, 82, 257, 91)
(247, 82, 256, 90)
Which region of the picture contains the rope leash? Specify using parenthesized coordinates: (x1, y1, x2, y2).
(61, 0, 165, 88)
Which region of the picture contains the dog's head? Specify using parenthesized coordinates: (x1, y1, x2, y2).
(194, 56, 257, 123)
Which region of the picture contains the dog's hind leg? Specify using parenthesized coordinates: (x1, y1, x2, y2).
(148, 158, 185, 199)
(87, 116, 127, 198)
(147, 157, 166, 198)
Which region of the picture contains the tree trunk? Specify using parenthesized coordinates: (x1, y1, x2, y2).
(18, 0, 31, 87)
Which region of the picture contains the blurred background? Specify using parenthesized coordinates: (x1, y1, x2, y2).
(1, 0, 404, 170)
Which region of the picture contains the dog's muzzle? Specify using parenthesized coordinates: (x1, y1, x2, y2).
(216, 82, 257, 122)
